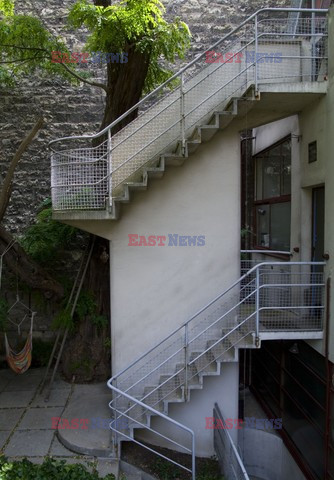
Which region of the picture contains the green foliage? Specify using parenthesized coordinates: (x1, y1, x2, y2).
(151, 456, 223, 480)
(31, 339, 54, 367)
(52, 290, 107, 332)
(0, 0, 190, 91)
(75, 290, 97, 320)
(52, 307, 74, 332)
(20, 200, 77, 266)
(0, 2, 77, 87)
(68, 0, 191, 92)
(0, 456, 115, 480)
(151, 458, 180, 479)
(0, 0, 14, 16)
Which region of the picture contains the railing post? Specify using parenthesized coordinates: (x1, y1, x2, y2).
(107, 129, 112, 209)
(311, 0, 316, 80)
(180, 72, 186, 156)
(184, 323, 189, 401)
(192, 432, 196, 480)
(254, 14, 259, 96)
(255, 267, 260, 347)
(113, 379, 119, 458)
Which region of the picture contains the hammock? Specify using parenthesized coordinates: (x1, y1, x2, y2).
(4, 312, 35, 374)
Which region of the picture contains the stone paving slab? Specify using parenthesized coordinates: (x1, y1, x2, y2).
(70, 382, 110, 401)
(0, 369, 119, 476)
(0, 431, 10, 450)
(0, 378, 11, 393)
(0, 390, 35, 408)
(5, 374, 42, 392)
(97, 457, 119, 477)
(4, 429, 55, 457)
(0, 408, 24, 430)
(49, 435, 77, 457)
(18, 407, 63, 430)
(51, 378, 72, 391)
(31, 388, 70, 407)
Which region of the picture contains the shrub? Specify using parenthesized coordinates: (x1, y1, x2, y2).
(0, 456, 115, 480)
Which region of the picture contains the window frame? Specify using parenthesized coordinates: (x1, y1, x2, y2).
(253, 136, 292, 252)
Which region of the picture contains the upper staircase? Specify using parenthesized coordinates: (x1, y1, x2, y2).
(50, 7, 329, 224)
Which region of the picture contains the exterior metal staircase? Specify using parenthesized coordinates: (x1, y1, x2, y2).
(50, 7, 328, 224)
(107, 261, 325, 479)
(49, 7, 329, 479)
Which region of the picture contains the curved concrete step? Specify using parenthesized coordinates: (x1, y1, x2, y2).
(58, 384, 113, 457)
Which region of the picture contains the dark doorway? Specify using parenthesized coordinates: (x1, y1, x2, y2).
(312, 186, 325, 265)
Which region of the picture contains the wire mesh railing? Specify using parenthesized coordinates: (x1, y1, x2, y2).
(107, 261, 325, 476)
(50, 8, 328, 212)
(240, 249, 292, 276)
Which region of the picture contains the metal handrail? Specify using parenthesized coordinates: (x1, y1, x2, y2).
(214, 403, 250, 480)
(241, 250, 293, 255)
(110, 261, 325, 384)
(49, 7, 328, 148)
(107, 383, 196, 479)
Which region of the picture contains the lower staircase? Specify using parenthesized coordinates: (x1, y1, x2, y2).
(108, 261, 325, 479)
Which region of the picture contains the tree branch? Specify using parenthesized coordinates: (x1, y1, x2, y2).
(0, 44, 48, 52)
(0, 43, 108, 91)
(0, 117, 44, 222)
(59, 61, 108, 92)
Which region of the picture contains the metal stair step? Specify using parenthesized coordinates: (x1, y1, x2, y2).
(189, 351, 219, 375)
(175, 363, 200, 388)
(206, 338, 237, 363)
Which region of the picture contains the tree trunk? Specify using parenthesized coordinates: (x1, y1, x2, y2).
(62, 234, 110, 382)
(101, 46, 150, 133)
(62, 1, 151, 381)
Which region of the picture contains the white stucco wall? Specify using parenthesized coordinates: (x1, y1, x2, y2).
(109, 124, 241, 374)
(107, 123, 241, 455)
(239, 428, 306, 480)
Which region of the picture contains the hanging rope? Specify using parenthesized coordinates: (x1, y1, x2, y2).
(0, 240, 36, 374)
(0, 239, 17, 290)
(4, 312, 35, 374)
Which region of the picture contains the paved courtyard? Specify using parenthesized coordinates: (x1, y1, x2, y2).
(0, 366, 117, 478)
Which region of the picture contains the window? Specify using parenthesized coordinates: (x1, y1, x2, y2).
(254, 138, 291, 251)
(308, 141, 317, 163)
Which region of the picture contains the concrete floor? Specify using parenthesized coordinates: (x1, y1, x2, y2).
(0, 367, 118, 478)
